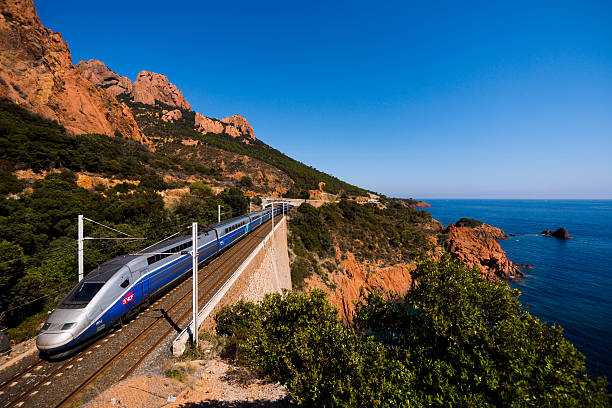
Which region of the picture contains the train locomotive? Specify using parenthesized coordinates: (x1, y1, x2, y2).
(36, 205, 284, 356)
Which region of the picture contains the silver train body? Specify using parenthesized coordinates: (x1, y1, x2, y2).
(36, 205, 284, 356)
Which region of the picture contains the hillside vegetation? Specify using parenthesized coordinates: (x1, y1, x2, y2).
(0, 102, 250, 340)
(0, 100, 217, 180)
(121, 98, 368, 197)
(287, 199, 440, 288)
(217, 256, 610, 407)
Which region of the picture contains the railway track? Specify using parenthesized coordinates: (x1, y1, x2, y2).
(0, 218, 280, 408)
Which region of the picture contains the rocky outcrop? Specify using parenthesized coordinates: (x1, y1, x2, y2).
(195, 112, 257, 142)
(221, 114, 255, 141)
(400, 198, 431, 209)
(76, 59, 132, 97)
(78, 61, 191, 112)
(0, 0, 144, 141)
(75, 60, 257, 142)
(161, 109, 182, 123)
(195, 113, 225, 134)
(308, 182, 338, 201)
(169, 141, 293, 196)
(541, 228, 572, 239)
(132, 71, 191, 110)
(455, 218, 508, 239)
(306, 247, 414, 322)
(445, 222, 523, 280)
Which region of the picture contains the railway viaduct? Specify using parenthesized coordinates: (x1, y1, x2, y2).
(0, 216, 291, 408)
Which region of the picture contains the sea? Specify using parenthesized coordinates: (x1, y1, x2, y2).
(422, 199, 612, 381)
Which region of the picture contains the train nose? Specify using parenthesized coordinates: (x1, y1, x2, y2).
(36, 331, 74, 351)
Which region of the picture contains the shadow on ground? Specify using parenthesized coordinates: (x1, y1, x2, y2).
(178, 398, 293, 407)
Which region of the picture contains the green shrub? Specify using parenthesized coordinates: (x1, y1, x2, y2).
(239, 176, 254, 189)
(139, 173, 167, 191)
(165, 368, 185, 382)
(455, 217, 484, 228)
(288, 200, 434, 267)
(189, 182, 214, 197)
(289, 257, 312, 289)
(0, 170, 24, 196)
(216, 258, 610, 407)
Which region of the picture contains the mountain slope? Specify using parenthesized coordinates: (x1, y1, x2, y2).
(0, 0, 144, 142)
(77, 59, 365, 196)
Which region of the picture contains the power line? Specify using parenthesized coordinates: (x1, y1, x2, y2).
(135, 225, 191, 254)
(0, 245, 77, 279)
(83, 217, 139, 238)
(0, 284, 74, 317)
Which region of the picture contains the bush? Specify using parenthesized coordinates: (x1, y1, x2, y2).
(289, 256, 312, 289)
(239, 176, 254, 189)
(455, 217, 484, 228)
(219, 187, 249, 217)
(165, 368, 185, 382)
(216, 290, 393, 406)
(217, 258, 611, 407)
(289, 200, 434, 267)
(189, 182, 214, 198)
(0, 170, 24, 196)
(139, 173, 167, 191)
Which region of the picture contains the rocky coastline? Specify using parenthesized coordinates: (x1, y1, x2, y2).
(443, 219, 530, 281)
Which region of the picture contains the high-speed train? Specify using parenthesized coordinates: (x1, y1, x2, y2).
(36, 205, 284, 356)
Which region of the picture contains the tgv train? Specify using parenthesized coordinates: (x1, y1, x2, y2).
(36, 205, 284, 356)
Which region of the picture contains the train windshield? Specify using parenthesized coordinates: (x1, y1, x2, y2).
(60, 282, 105, 307)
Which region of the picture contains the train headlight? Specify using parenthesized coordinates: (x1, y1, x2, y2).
(61, 322, 76, 331)
(42, 322, 51, 331)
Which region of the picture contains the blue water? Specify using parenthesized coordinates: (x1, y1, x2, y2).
(423, 199, 612, 381)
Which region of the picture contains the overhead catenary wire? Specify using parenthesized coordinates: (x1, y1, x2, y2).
(134, 225, 191, 255)
(0, 244, 78, 278)
(0, 284, 75, 317)
(82, 217, 139, 238)
(0, 242, 78, 269)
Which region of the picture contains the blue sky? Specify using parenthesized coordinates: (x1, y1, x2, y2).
(36, 0, 612, 198)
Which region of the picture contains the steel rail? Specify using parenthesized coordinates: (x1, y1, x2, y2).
(53, 219, 277, 408)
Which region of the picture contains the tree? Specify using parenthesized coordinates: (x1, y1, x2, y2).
(189, 182, 214, 198)
(354, 255, 611, 407)
(216, 290, 395, 407)
(0, 241, 26, 313)
(216, 257, 611, 407)
(219, 187, 248, 217)
(0, 170, 24, 196)
(239, 176, 254, 189)
(139, 173, 167, 191)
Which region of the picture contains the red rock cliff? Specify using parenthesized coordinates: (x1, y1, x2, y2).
(445, 223, 523, 280)
(132, 71, 191, 110)
(0, 0, 144, 141)
(306, 247, 414, 322)
(76, 59, 132, 98)
(78, 60, 257, 142)
(221, 114, 256, 141)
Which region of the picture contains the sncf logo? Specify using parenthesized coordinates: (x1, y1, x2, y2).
(122, 291, 134, 306)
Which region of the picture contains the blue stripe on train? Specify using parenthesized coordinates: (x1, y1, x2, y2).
(51, 213, 277, 351)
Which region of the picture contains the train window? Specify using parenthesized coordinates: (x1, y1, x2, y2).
(69, 282, 104, 303)
(120, 279, 129, 288)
